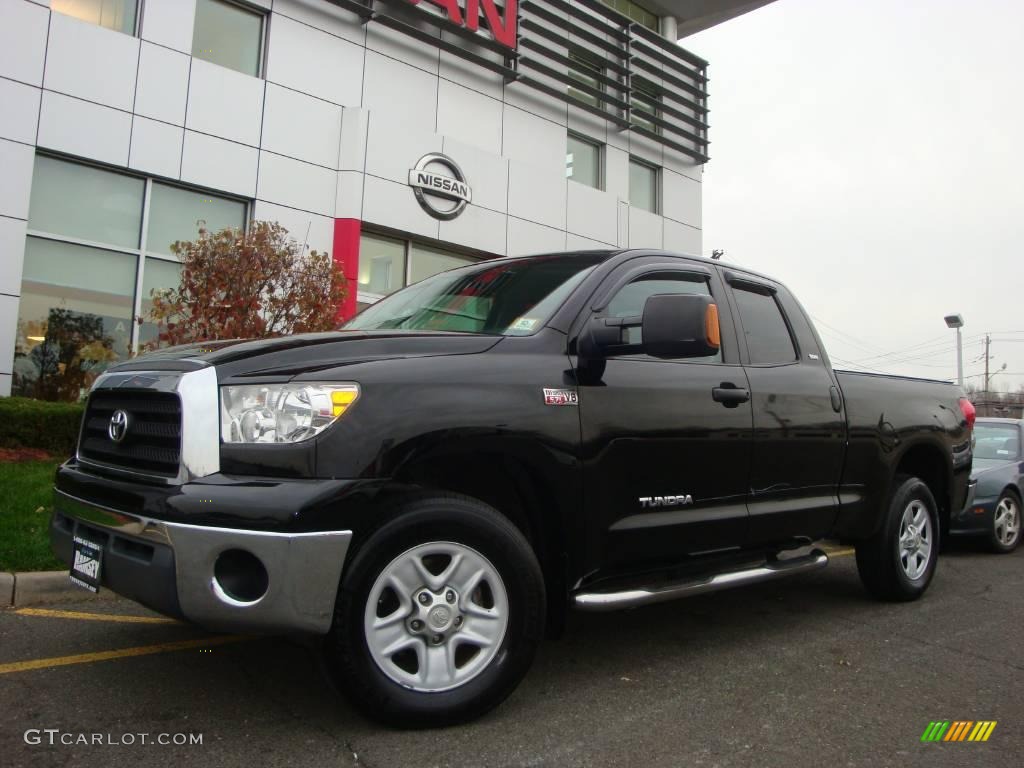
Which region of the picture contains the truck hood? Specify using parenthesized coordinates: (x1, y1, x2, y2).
(118, 330, 503, 377)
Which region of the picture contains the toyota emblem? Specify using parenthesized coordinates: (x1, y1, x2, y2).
(108, 410, 130, 443)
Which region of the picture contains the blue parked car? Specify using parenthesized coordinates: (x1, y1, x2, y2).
(953, 418, 1022, 553)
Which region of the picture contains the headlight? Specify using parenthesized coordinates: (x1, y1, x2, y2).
(220, 383, 359, 444)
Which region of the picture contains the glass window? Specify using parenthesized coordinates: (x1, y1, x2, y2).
(52, 0, 138, 35)
(409, 245, 472, 285)
(607, 274, 720, 359)
(146, 183, 246, 255)
(631, 79, 661, 135)
(972, 424, 1021, 460)
(568, 48, 604, 109)
(600, 0, 659, 31)
(14, 238, 136, 400)
(629, 159, 658, 213)
(566, 134, 602, 189)
(346, 255, 602, 336)
(137, 258, 184, 347)
(193, 0, 264, 77)
(28, 156, 144, 248)
(358, 234, 406, 297)
(733, 287, 797, 365)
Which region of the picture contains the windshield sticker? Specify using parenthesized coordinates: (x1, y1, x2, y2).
(511, 317, 540, 332)
(543, 388, 578, 406)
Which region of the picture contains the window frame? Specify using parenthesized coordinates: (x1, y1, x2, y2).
(628, 156, 660, 214)
(23, 154, 249, 357)
(566, 132, 604, 191)
(192, 0, 269, 79)
(630, 77, 663, 135)
(567, 47, 606, 109)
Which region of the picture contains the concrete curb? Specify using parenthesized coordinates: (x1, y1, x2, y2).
(6, 571, 118, 608)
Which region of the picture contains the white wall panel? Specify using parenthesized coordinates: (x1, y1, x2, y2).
(0, 0, 49, 87)
(0, 139, 34, 220)
(502, 106, 565, 172)
(335, 170, 363, 219)
(438, 43, 504, 101)
(436, 80, 502, 157)
(662, 168, 701, 228)
(605, 145, 629, 203)
(141, 0, 196, 53)
(566, 182, 617, 246)
(338, 107, 369, 172)
(567, 233, 614, 250)
(180, 131, 258, 197)
(252, 200, 334, 255)
(186, 59, 264, 147)
(0, 373, 10, 397)
(256, 151, 336, 217)
(37, 92, 132, 166)
(364, 115, 439, 186)
(507, 160, 565, 230)
(628, 206, 663, 249)
(0, 77, 41, 144)
(0, 215, 27, 294)
(362, 51, 438, 136)
(129, 116, 183, 179)
(273, 0, 365, 46)
(439, 137, 507, 215)
(663, 218, 701, 255)
(134, 43, 190, 126)
(503, 81, 567, 128)
(362, 175, 439, 241)
(365, 21, 439, 76)
(438, 204, 506, 256)
(506, 217, 565, 257)
(266, 15, 363, 107)
(44, 12, 139, 112)
(261, 84, 342, 169)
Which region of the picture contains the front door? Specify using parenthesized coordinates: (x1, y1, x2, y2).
(574, 261, 754, 577)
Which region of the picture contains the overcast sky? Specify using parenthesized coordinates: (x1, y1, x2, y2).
(685, 0, 1024, 392)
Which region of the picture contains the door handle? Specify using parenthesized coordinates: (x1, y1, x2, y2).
(829, 385, 842, 413)
(712, 384, 750, 408)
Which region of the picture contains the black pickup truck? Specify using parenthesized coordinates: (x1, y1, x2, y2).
(51, 249, 974, 726)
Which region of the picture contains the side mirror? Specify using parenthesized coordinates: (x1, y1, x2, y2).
(642, 293, 721, 359)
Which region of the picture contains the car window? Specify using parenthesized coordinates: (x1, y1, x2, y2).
(606, 274, 722, 362)
(732, 286, 797, 365)
(973, 424, 1021, 459)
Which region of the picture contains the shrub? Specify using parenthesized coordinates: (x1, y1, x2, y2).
(0, 397, 85, 457)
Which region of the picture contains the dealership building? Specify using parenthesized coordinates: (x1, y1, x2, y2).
(0, 0, 769, 398)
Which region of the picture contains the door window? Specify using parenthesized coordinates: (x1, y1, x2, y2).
(606, 274, 721, 361)
(732, 287, 797, 365)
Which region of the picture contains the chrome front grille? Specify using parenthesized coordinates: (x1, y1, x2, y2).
(79, 390, 183, 477)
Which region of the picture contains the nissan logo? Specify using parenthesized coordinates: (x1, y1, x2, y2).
(108, 410, 130, 443)
(407, 153, 472, 220)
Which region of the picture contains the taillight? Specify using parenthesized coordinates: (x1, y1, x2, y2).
(958, 397, 976, 429)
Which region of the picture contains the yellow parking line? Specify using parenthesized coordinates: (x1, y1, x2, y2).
(0, 635, 248, 675)
(824, 547, 855, 557)
(14, 608, 179, 625)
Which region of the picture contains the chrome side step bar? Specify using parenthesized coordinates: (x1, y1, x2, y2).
(573, 549, 829, 612)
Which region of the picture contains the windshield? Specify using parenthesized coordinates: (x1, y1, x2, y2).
(974, 423, 1021, 460)
(344, 254, 602, 336)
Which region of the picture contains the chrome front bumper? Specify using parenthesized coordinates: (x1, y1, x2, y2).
(52, 490, 351, 635)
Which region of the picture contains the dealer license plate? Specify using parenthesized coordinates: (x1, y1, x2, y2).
(70, 535, 103, 593)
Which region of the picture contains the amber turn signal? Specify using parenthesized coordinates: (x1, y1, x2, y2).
(705, 304, 721, 349)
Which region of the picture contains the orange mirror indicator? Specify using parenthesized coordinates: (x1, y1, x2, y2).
(705, 303, 721, 349)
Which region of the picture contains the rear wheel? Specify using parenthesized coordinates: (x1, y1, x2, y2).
(324, 495, 545, 727)
(989, 491, 1022, 553)
(855, 475, 939, 601)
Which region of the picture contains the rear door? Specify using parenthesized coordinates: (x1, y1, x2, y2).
(721, 271, 846, 546)
(575, 259, 754, 574)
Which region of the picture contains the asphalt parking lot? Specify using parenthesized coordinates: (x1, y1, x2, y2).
(1, 541, 1020, 768)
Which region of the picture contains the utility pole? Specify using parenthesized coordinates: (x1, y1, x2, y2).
(984, 334, 990, 397)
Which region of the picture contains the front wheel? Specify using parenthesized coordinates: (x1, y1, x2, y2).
(324, 495, 546, 727)
(990, 491, 1022, 553)
(855, 475, 940, 601)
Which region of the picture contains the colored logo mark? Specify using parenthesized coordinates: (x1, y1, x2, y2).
(921, 721, 997, 742)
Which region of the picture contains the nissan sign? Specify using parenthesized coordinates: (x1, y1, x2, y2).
(406, 0, 518, 50)
(408, 154, 472, 220)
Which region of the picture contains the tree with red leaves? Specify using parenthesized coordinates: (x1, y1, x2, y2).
(145, 221, 346, 349)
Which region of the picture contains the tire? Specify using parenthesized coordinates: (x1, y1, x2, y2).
(324, 494, 546, 728)
(855, 475, 940, 602)
(989, 491, 1022, 554)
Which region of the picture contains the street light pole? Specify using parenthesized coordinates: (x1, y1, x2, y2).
(944, 314, 964, 387)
